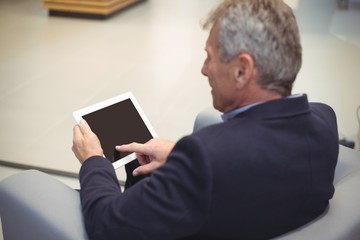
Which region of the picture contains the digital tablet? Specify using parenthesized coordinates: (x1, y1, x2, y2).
(73, 92, 157, 169)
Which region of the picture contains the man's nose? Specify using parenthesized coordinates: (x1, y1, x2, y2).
(201, 62, 208, 77)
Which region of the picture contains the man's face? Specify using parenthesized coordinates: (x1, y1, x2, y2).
(201, 24, 237, 113)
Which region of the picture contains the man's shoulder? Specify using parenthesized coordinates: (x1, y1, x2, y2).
(309, 102, 336, 114)
(309, 102, 337, 123)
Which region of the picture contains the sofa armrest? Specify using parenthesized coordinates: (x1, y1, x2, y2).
(273, 170, 360, 240)
(334, 145, 360, 183)
(0, 170, 88, 240)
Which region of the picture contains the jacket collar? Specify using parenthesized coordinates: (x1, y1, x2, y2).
(233, 94, 310, 120)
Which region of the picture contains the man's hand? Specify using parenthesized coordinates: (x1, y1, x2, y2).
(117, 138, 175, 176)
(72, 120, 104, 164)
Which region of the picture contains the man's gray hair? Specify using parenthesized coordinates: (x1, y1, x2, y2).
(202, 0, 302, 96)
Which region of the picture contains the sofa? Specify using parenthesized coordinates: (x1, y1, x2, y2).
(1, 108, 360, 240)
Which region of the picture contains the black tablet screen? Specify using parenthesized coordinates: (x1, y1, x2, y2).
(82, 99, 153, 163)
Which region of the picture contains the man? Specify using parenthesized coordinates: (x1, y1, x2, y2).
(72, 0, 339, 239)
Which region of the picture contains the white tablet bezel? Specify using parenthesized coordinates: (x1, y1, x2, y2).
(73, 92, 157, 169)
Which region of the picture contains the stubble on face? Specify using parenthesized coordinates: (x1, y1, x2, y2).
(203, 24, 238, 113)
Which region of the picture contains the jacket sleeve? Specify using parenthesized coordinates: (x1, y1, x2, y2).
(79, 135, 212, 240)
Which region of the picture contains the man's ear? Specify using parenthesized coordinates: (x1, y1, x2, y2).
(233, 53, 255, 88)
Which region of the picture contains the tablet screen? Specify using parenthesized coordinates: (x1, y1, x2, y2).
(73, 92, 157, 168)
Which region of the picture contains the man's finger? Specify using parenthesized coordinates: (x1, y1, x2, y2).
(73, 124, 83, 143)
(117, 143, 150, 155)
(133, 162, 160, 176)
(78, 119, 96, 137)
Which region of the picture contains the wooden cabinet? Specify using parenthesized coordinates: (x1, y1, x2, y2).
(42, 0, 145, 18)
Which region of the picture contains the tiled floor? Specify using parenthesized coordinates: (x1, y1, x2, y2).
(0, 0, 359, 238)
(0, 0, 360, 185)
(0, 0, 219, 183)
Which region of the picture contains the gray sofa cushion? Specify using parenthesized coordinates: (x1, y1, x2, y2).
(0, 170, 88, 240)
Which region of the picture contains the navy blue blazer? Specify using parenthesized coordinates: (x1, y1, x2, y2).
(79, 95, 339, 240)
